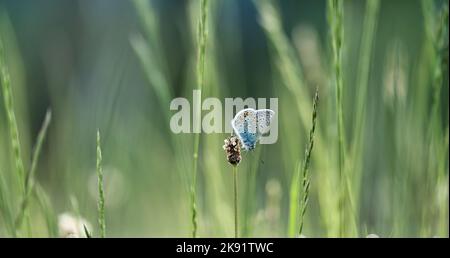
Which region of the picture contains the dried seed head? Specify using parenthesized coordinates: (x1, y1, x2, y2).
(223, 136, 242, 166)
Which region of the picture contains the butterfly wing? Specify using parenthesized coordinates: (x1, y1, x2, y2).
(256, 109, 275, 134)
(231, 109, 259, 150)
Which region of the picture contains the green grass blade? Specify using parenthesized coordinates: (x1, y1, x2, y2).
(421, 1, 449, 236)
(96, 130, 106, 238)
(352, 0, 380, 143)
(0, 36, 25, 198)
(0, 168, 15, 237)
(254, 0, 312, 127)
(233, 166, 238, 238)
(27, 110, 51, 190)
(84, 225, 92, 238)
(15, 109, 51, 230)
(327, 0, 348, 237)
(288, 90, 319, 237)
(0, 35, 28, 237)
(191, 0, 209, 238)
(298, 90, 319, 236)
(349, 0, 380, 236)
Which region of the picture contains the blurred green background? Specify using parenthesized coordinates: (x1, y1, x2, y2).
(0, 0, 448, 237)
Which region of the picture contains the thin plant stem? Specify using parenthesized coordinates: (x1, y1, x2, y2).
(349, 0, 380, 236)
(191, 0, 208, 238)
(255, 0, 336, 237)
(97, 130, 106, 238)
(84, 225, 92, 238)
(423, 1, 448, 236)
(298, 89, 319, 236)
(0, 37, 25, 192)
(0, 168, 15, 237)
(15, 109, 52, 230)
(327, 0, 347, 237)
(0, 36, 27, 236)
(190, 184, 198, 238)
(233, 165, 238, 238)
(288, 161, 301, 237)
(352, 0, 380, 144)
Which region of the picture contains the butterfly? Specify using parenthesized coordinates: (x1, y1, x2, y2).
(231, 108, 275, 151)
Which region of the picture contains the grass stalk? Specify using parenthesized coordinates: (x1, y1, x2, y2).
(0, 36, 28, 237)
(26, 110, 51, 192)
(255, 0, 339, 237)
(351, 0, 380, 161)
(84, 225, 92, 238)
(350, 0, 380, 236)
(0, 168, 15, 236)
(288, 162, 301, 237)
(233, 166, 238, 238)
(327, 0, 347, 237)
(438, 130, 449, 236)
(190, 185, 198, 237)
(352, 0, 380, 143)
(131, 0, 194, 197)
(191, 0, 208, 238)
(0, 36, 25, 198)
(254, 0, 312, 128)
(15, 109, 51, 230)
(427, 2, 448, 237)
(298, 90, 319, 236)
(420, 0, 449, 236)
(431, 4, 448, 143)
(96, 130, 106, 238)
(424, 2, 448, 147)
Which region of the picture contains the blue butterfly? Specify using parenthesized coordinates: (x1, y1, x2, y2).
(231, 108, 275, 151)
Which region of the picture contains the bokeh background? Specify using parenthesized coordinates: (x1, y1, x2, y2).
(0, 0, 448, 237)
